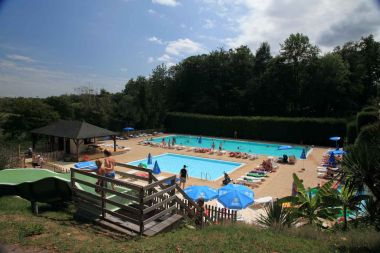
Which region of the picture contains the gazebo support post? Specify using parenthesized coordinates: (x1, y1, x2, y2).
(73, 139, 79, 162)
(112, 135, 116, 152)
(32, 134, 37, 151)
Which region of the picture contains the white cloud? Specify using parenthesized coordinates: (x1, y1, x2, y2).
(180, 23, 186, 29)
(157, 54, 175, 67)
(147, 57, 155, 63)
(148, 36, 164, 45)
(165, 38, 205, 56)
(203, 19, 214, 29)
(6, 54, 35, 63)
(147, 9, 156, 14)
(201, 0, 380, 53)
(120, 67, 128, 72)
(0, 59, 125, 97)
(152, 0, 179, 7)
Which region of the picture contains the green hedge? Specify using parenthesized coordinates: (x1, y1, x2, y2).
(357, 112, 378, 131)
(165, 112, 347, 146)
(346, 121, 357, 144)
(355, 123, 380, 147)
(361, 106, 378, 112)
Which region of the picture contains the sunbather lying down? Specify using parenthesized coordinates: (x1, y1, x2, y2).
(258, 159, 277, 172)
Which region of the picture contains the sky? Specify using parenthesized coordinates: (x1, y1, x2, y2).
(0, 0, 380, 97)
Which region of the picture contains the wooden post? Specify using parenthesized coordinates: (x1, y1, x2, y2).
(148, 172, 153, 207)
(139, 188, 145, 236)
(73, 139, 79, 162)
(32, 134, 36, 151)
(112, 136, 116, 152)
(101, 178, 106, 219)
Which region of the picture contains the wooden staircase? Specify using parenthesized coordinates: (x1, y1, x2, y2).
(71, 163, 236, 237)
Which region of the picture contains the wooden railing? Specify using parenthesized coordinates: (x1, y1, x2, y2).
(35, 150, 65, 162)
(44, 161, 68, 173)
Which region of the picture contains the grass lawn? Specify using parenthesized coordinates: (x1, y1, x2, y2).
(0, 196, 379, 253)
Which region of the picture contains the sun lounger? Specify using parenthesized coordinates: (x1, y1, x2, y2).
(236, 178, 260, 186)
(241, 176, 263, 182)
(248, 154, 259, 160)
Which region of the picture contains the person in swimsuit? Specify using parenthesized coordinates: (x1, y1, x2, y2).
(179, 165, 188, 189)
(104, 150, 116, 190)
(95, 159, 105, 193)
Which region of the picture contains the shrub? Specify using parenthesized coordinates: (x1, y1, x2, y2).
(356, 111, 378, 131)
(361, 106, 378, 112)
(355, 123, 380, 147)
(346, 121, 357, 144)
(165, 112, 347, 146)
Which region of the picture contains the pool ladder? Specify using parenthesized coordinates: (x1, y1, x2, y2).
(201, 172, 211, 181)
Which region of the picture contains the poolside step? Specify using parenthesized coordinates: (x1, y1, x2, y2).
(96, 218, 138, 237)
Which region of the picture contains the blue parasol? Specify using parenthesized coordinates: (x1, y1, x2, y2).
(328, 150, 346, 155)
(278, 145, 293, 150)
(152, 161, 161, 175)
(184, 186, 218, 201)
(123, 127, 135, 131)
(300, 149, 306, 159)
(218, 184, 254, 209)
(147, 153, 152, 165)
(329, 136, 340, 148)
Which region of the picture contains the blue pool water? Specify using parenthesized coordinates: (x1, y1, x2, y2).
(128, 153, 243, 180)
(150, 135, 308, 157)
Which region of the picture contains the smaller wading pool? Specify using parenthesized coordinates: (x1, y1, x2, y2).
(127, 153, 243, 181)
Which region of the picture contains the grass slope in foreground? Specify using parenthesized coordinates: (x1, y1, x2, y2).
(0, 196, 380, 253)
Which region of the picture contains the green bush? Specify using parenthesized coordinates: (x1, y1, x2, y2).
(355, 123, 380, 147)
(361, 106, 378, 112)
(346, 121, 357, 144)
(165, 112, 347, 146)
(357, 112, 378, 131)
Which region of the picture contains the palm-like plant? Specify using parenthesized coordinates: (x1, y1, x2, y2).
(280, 173, 337, 227)
(341, 143, 380, 202)
(324, 182, 368, 230)
(257, 200, 296, 229)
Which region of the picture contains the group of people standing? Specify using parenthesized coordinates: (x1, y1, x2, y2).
(161, 137, 176, 148)
(95, 150, 116, 190)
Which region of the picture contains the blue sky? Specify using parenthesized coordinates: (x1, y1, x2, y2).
(0, 0, 379, 97)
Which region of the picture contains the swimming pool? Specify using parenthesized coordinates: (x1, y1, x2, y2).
(127, 153, 243, 181)
(150, 135, 309, 157)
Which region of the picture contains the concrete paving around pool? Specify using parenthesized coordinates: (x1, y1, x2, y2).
(67, 134, 327, 200)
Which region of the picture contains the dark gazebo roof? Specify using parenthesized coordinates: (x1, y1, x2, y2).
(31, 120, 118, 139)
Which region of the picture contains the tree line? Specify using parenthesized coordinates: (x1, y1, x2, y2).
(0, 33, 379, 139)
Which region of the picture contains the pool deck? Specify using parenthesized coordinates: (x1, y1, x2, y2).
(82, 134, 328, 200)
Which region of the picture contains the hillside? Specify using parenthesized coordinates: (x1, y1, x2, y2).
(0, 196, 379, 253)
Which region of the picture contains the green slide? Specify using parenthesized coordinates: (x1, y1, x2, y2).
(0, 169, 72, 210)
(0, 168, 134, 215)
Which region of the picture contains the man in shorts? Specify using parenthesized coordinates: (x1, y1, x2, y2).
(179, 165, 188, 189)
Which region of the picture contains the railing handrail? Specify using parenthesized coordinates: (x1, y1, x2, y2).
(115, 162, 152, 173)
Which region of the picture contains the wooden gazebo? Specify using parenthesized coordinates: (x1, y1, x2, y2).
(31, 120, 118, 161)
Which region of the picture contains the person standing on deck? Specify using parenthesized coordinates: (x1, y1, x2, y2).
(211, 142, 215, 150)
(179, 165, 188, 189)
(104, 150, 116, 190)
(234, 130, 238, 139)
